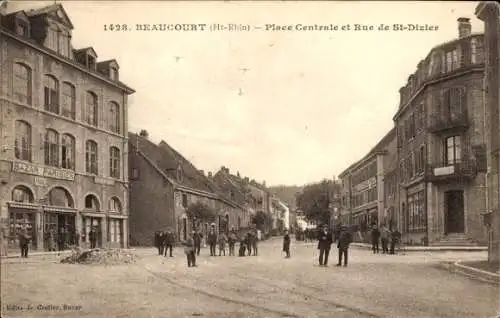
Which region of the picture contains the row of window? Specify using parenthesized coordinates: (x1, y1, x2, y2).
(400, 146, 426, 184)
(401, 36, 484, 105)
(14, 121, 121, 178)
(13, 63, 121, 133)
(384, 172, 397, 199)
(351, 162, 377, 187)
(399, 103, 425, 143)
(402, 191, 426, 233)
(352, 187, 378, 208)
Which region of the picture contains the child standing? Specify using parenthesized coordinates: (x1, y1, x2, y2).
(218, 232, 227, 256)
(184, 230, 196, 267)
(283, 229, 291, 258)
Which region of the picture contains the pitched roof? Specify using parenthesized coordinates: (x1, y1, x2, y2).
(128, 133, 218, 195)
(26, 3, 74, 29)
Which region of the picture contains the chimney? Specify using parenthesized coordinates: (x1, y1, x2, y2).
(208, 172, 213, 178)
(457, 17, 471, 38)
(243, 177, 249, 183)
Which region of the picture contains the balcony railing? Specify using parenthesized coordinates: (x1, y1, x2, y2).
(425, 159, 476, 183)
(427, 111, 469, 133)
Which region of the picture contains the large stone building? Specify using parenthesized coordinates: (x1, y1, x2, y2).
(128, 133, 251, 246)
(338, 128, 397, 238)
(393, 18, 487, 245)
(0, 4, 134, 251)
(475, 1, 500, 262)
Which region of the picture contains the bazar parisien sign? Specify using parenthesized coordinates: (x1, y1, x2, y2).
(12, 161, 75, 181)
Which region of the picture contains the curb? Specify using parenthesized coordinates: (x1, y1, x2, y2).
(0, 248, 137, 260)
(453, 261, 500, 284)
(351, 243, 487, 252)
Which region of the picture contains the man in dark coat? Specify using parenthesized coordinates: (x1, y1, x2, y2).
(336, 225, 353, 267)
(283, 229, 291, 258)
(251, 229, 258, 256)
(207, 225, 217, 256)
(317, 225, 333, 266)
(164, 228, 175, 257)
(89, 227, 97, 249)
(184, 230, 196, 267)
(228, 229, 237, 256)
(370, 224, 380, 254)
(193, 230, 203, 256)
(18, 228, 30, 258)
(246, 232, 253, 256)
(390, 228, 401, 254)
(159, 231, 166, 256)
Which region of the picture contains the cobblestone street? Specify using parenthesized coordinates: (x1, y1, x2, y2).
(1, 238, 499, 318)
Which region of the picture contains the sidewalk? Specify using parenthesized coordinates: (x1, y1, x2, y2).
(441, 260, 500, 285)
(351, 242, 487, 252)
(0, 247, 146, 260)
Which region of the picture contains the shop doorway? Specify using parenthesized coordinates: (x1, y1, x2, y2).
(8, 209, 36, 250)
(444, 190, 465, 234)
(82, 216, 103, 248)
(43, 213, 76, 251)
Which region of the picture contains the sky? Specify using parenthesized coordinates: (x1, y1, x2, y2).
(7, 1, 484, 186)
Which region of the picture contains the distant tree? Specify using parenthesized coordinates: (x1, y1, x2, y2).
(296, 179, 341, 225)
(185, 202, 216, 223)
(251, 211, 272, 232)
(139, 129, 149, 138)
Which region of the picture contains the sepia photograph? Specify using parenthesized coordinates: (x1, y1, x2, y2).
(0, 0, 499, 317)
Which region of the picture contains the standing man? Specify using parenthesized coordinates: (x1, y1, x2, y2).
(380, 224, 390, 254)
(283, 229, 291, 258)
(370, 224, 380, 254)
(18, 228, 30, 258)
(193, 230, 203, 256)
(207, 224, 217, 256)
(390, 228, 401, 255)
(251, 228, 258, 256)
(164, 228, 175, 257)
(184, 230, 196, 267)
(159, 230, 166, 257)
(89, 227, 96, 249)
(317, 225, 333, 266)
(336, 225, 353, 267)
(228, 229, 237, 256)
(246, 231, 253, 256)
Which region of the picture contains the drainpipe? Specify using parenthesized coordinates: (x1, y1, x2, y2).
(483, 78, 490, 225)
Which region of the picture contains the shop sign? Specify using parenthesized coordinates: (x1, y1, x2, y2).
(12, 162, 75, 181)
(94, 177, 115, 186)
(434, 166, 454, 176)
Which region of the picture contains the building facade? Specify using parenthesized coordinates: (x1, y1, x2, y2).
(338, 128, 397, 237)
(476, 1, 500, 262)
(394, 18, 488, 245)
(0, 4, 134, 251)
(128, 133, 250, 246)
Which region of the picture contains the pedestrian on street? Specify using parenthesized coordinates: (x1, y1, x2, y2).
(154, 231, 161, 255)
(336, 225, 353, 267)
(47, 229, 56, 252)
(218, 232, 227, 256)
(18, 228, 30, 258)
(370, 224, 380, 254)
(238, 236, 247, 257)
(251, 229, 259, 256)
(207, 225, 218, 256)
(317, 225, 333, 266)
(380, 225, 390, 254)
(228, 229, 237, 256)
(246, 232, 253, 256)
(89, 227, 97, 249)
(184, 230, 196, 267)
(283, 229, 291, 258)
(390, 228, 401, 254)
(193, 230, 202, 256)
(164, 228, 175, 257)
(159, 230, 166, 256)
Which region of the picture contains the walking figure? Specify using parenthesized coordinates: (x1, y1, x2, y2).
(283, 229, 291, 258)
(184, 230, 196, 267)
(207, 225, 217, 256)
(336, 225, 353, 267)
(228, 229, 237, 256)
(370, 224, 380, 254)
(164, 228, 175, 257)
(218, 232, 227, 256)
(317, 225, 333, 266)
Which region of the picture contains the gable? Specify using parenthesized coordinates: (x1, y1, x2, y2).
(27, 4, 74, 29)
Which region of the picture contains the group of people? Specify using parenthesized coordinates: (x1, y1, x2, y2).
(316, 224, 353, 267)
(154, 224, 262, 268)
(369, 224, 401, 254)
(153, 228, 176, 257)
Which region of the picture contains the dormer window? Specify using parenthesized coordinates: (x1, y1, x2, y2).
(110, 67, 118, 81)
(16, 21, 29, 37)
(88, 56, 96, 70)
(74, 48, 98, 71)
(58, 30, 70, 57)
(176, 166, 184, 182)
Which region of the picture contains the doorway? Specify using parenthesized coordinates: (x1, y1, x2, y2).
(444, 190, 465, 234)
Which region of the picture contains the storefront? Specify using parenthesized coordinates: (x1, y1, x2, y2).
(81, 214, 104, 248)
(42, 207, 77, 251)
(107, 216, 126, 248)
(7, 203, 38, 250)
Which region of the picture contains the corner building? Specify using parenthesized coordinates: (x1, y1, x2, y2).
(393, 18, 487, 245)
(0, 4, 135, 251)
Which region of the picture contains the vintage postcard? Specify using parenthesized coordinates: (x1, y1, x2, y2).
(0, 1, 499, 317)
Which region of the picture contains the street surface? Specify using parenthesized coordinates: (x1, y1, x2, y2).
(1, 238, 499, 318)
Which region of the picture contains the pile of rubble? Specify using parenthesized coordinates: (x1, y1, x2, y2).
(60, 247, 137, 265)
